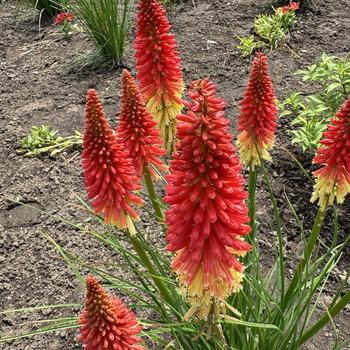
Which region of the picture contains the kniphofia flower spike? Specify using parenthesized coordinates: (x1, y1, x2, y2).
(278, 1, 300, 13)
(117, 69, 167, 180)
(165, 79, 251, 320)
(237, 52, 277, 169)
(134, 0, 184, 152)
(311, 95, 350, 211)
(82, 89, 142, 228)
(79, 276, 145, 350)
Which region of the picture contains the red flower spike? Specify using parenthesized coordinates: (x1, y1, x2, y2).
(80, 276, 145, 350)
(278, 2, 300, 13)
(54, 13, 66, 25)
(54, 12, 74, 25)
(236, 52, 277, 169)
(165, 79, 251, 320)
(134, 0, 184, 153)
(82, 89, 142, 228)
(117, 70, 167, 180)
(311, 95, 350, 211)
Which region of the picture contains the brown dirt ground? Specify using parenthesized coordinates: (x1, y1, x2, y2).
(0, 0, 349, 349)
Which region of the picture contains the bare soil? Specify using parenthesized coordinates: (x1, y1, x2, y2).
(0, 0, 349, 349)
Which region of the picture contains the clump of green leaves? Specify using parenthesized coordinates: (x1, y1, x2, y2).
(279, 53, 350, 152)
(237, 35, 266, 58)
(254, 8, 297, 48)
(237, 5, 298, 57)
(19, 125, 82, 156)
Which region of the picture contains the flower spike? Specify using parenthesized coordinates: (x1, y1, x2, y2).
(117, 69, 167, 180)
(82, 89, 142, 228)
(79, 276, 145, 350)
(311, 95, 350, 211)
(134, 0, 184, 153)
(237, 52, 277, 169)
(165, 79, 251, 320)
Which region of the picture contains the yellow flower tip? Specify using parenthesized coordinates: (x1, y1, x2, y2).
(126, 214, 137, 235)
(177, 266, 244, 321)
(147, 94, 184, 153)
(311, 170, 350, 211)
(236, 131, 274, 168)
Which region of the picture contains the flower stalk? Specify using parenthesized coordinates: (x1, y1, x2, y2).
(284, 207, 327, 306)
(127, 218, 176, 310)
(247, 162, 258, 238)
(143, 166, 165, 223)
(165, 79, 251, 321)
(79, 276, 145, 350)
(82, 89, 142, 228)
(134, 0, 184, 152)
(236, 52, 277, 169)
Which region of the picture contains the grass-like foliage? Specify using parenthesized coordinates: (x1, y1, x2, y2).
(18, 125, 82, 156)
(279, 53, 350, 152)
(68, 0, 133, 65)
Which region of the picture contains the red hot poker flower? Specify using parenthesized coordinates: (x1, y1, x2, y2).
(236, 52, 277, 169)
(165, 79, 251, 320)
(311, 95, 350, 211)
(288, 2, 300, 10)
(82, 89, 142, 228)
(54, 12, 74, 25)
(80, 276, 145, 350)
(278, 2, 300, 13)
(134, 0, 184, 152)
(54, 13, 66, 25)
(117, 69, 167, 180)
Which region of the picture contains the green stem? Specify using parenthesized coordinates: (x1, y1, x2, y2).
(259, 162, 285, 306)
(128, 233, 177, 310)
(283, 208, 326, 308)
(245, 163, 258, 306)
(248, 164, 258, 238)
(299, 290, 350, 345)
(143, 166, 165, 223)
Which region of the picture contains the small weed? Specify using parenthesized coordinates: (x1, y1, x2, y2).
(18, 125, 82, 156)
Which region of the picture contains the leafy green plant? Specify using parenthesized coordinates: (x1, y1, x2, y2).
(237, 4, 298, 57)
(279, 54, 350, 152)
(67, 0, 133, 65)
(18, 125, 82, 156)
(254, 8, 297, 49)
(237, 35, 266, 58)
